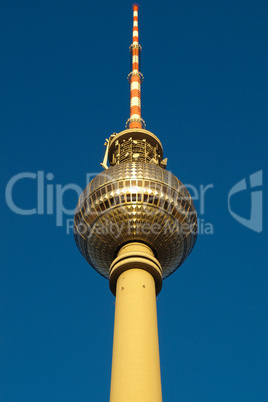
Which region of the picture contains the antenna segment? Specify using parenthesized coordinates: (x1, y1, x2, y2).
(126, 3, 145, 129)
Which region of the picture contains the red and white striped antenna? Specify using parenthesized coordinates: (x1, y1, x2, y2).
(126, 4, 145, 129)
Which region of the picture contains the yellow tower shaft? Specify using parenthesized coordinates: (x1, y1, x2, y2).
(109, 243, 162, 402)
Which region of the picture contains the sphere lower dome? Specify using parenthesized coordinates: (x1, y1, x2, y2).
(74, 162, 197, 279)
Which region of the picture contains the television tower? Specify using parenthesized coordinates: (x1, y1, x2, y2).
(74, 4, 197, 401)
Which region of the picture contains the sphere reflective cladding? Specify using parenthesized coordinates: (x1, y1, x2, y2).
(74, 163, 197, 279)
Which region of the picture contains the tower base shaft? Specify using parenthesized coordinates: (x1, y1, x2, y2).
(110, 244, 162, 402)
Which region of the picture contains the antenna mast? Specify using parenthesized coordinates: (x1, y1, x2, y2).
(126, 3, 145, 129)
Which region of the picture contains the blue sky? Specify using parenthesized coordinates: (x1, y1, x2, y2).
(1, 0, 267, 400)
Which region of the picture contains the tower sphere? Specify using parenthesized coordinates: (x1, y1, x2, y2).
(74, 128, 197, 280)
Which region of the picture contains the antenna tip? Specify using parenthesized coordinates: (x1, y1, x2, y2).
(132, 3, 139, 10)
